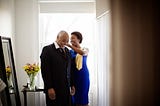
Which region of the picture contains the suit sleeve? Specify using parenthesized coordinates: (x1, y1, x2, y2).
(40, 46, 54, 90)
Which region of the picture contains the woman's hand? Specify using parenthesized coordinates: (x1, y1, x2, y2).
(48, 88, 56, 100)
(65, 43, 72, 48)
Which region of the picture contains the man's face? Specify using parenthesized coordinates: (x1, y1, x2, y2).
(57, 34, 69, 48)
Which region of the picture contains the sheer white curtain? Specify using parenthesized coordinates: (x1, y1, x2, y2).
(38, 13, 97, 106)
(96, 11, 111, 106)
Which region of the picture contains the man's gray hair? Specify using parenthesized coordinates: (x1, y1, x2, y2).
(57, 30, 68, 37)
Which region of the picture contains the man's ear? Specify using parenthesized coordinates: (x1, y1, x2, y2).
(57, 35, 59, 39)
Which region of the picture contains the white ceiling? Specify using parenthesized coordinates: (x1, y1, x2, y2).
(39, 0, 95, 13)
(39, 0, 95, 3)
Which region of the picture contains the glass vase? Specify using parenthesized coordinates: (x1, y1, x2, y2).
(7, 74, 13, 88)
(29, 74, 35, 90)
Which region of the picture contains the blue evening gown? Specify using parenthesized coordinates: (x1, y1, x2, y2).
(70, 50, 90, 105)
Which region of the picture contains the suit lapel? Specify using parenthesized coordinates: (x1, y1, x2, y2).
(51, 43, 70, 61)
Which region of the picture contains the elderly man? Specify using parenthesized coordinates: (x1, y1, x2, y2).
(40, 30, 75, 106)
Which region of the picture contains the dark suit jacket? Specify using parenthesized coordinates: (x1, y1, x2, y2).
(40, 43, 74, 105)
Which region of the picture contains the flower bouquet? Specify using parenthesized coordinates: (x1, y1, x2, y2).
(6, 66, 11, 79)
(23, 63, 40, 90)
(6, 66, 13, 88)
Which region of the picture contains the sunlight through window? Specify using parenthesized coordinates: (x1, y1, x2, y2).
(39, 13, 98, 106)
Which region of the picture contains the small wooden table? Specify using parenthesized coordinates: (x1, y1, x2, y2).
(21, 87, 44, 106)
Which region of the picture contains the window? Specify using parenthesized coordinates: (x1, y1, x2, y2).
(39, 13, 97, 106)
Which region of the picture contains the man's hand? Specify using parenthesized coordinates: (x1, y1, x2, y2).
(48, 88, 56, 100)
(70, 86, 75, 96)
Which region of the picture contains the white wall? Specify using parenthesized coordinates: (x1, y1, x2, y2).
(0, 0, 15, 52)
(15, 0, 39, 105)
(0, 0, 15, 38)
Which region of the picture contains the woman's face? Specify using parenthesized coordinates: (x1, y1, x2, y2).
(70, 34, 80, 47)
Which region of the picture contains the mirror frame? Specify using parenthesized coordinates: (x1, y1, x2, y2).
(0, 36, 21, 106)
(0, 36, 11, 106)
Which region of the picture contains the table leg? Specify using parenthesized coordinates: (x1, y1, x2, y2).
(23, 91, 27, 106)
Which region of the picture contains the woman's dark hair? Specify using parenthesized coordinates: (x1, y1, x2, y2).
(71, 31, 83, 43)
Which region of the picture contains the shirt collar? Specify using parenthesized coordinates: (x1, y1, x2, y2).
(54, 41, 60, 49)
(54, 41, 66, 50)
(54, 42, 65, 50)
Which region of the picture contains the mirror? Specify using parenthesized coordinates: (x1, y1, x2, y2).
(0, 36, 21, 106)
(0, 37, 11, 106)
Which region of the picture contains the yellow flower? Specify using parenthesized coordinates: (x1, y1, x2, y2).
(23, 63, 40, 76)
(6, 66, 11, 73)
(6, 66, 11, 79)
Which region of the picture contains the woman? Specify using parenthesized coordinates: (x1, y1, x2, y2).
(66, 31, 90, 106)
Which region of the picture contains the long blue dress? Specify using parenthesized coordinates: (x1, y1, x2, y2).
(70, 49, 90, 105)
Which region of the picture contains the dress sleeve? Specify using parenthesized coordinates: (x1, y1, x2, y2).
(82, 47, 89, 56)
